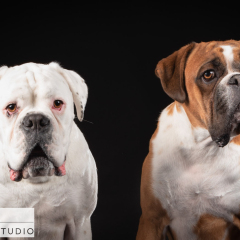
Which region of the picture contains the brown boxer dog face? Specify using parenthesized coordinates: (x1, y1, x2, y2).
(156, 40, 240, 147)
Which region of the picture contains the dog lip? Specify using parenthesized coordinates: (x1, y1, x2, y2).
(7, 143, 57, 172)
(7, 143, 51, 172)
(8, 145, 67, 181)
(229, 102, 240, 129)
(233, 102, 240, 114)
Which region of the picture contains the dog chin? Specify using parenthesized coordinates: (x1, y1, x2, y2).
(9, 160, 66, 182)
(22, 157, 55, 179)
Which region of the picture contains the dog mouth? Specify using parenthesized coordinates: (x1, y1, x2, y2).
(214, 103, 240, 147)
(9, 144, 66, 182)
(230, 103, 240, 132)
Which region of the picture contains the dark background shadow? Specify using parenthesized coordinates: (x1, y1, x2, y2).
(0, 5, 237, 240)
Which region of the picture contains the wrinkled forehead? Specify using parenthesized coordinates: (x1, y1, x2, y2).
(186, 41, 240, 73)
(0, 65, 71, 104)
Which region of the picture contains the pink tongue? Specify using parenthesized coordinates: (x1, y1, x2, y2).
(55, 162, 66, 176)
(9, 169, 22, 182)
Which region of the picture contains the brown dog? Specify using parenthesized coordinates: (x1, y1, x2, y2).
(137, 40, 240, 240)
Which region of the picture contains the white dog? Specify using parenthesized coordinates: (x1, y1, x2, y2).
(0, 62, 97, 239)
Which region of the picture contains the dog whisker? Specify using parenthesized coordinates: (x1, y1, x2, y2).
(74, 115, 93, 124)
(83, 119, 94, 124)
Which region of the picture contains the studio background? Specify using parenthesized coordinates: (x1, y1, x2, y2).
(0, 5, 237, 240)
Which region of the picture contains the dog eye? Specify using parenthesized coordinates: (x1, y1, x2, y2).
(6, 104, 17, 113)
(53, 100, 63, 109)
(202, 70, 216, 82)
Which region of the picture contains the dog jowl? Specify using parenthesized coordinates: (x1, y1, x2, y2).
(9, 112, 67, 181)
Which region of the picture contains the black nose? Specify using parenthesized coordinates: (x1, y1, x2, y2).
(228, 74, 240, 86)
(22, 114, 50, 132)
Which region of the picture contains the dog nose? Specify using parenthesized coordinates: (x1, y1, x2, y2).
(227, 74, 240, 86)
(22, 114, 50, 131)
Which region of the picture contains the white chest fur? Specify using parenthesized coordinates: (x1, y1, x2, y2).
(0, 123, 97, 239)
(152, 103, 240, 239)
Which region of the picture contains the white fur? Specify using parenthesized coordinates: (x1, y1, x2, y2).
(152, 103, 240, 239)
(150, 44, 240, 240)
(151, 46, 240, 239)
(220, 45, 236, 86)
(221, 45, 234, 71)
(0, 63, 97, 240)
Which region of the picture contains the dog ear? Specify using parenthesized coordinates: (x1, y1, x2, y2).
(155, 42, 196, 103)
(49, 62, 88, 122)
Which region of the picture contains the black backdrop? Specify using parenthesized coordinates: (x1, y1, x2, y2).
(0, 5, 238, 240)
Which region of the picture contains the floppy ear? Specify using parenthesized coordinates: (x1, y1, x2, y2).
(49, 62, 88, 122)
(155, 42, 196, 103)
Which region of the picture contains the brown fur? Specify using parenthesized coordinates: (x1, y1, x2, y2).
(155, 43, 195, 103)
(231, 135, 240, 145)
(136, 122, 171, 240)
(167, 102, 175, 115)
(194, 214, 240, 240)
(139, 40, 240, 239)
(194, 214, 228, 240)
(157, 40, 240, 130)
(182, 41, 240, 129)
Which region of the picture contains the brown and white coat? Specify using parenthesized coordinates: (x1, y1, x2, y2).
(137, 40, 240, 240)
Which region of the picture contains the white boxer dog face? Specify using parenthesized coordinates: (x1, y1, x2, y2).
(0, 62, 87, 181)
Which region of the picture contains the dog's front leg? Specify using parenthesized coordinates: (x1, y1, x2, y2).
(136, 215, 170, 240)
(73, 217, 92, 240)
(136, 154, 170, 240)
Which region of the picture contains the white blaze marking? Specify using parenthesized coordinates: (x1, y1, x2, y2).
(221, 45, 234, 72)
(219, 45, 240, 86)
